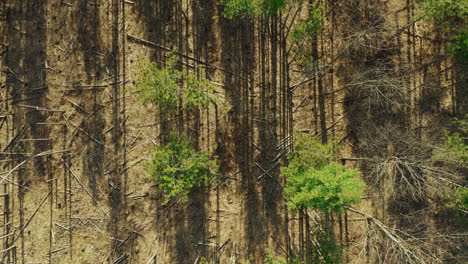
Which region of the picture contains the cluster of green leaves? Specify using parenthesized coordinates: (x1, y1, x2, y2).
(136, 55, 216, 113)
(433, 133, 468, 164)
(282, 133, 365, 212)
(284, 163, 365, 212)
(309, 229, 342, 264)
(418, 0, 468, 61)
(264, 249, 288, 264)
(221, 0, 288, 18)
(431, 116, 467, 218)
(285, 133, 338, 169)
(451, 27, 468, 61)
(447, 187, 468, 213)
(291, 4, 324, 42)
(145, 134, 219, 204)
(290, 3, 325, 67)
(221, 0, 261, 18)
(419, 0, 467, 23)
(432, 116, 468, 165)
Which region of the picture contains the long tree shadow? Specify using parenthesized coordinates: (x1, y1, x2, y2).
(6, 0, 49, 177)
(219, 12, 265, 260)
(3, 1, 48, 262)
(76, 0, 106, 200)
(257, 16, 287, 254)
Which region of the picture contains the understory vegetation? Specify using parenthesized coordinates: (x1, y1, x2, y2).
(136, 55, 217, 113)
(136, 55, 221, 203)
(283, 134, 365, 213)
(144, 134, 219, 204)
(418, 0, 468, 61)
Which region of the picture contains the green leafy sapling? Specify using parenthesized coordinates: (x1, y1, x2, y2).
(418, 0, 468, 61)
(145, 134, 220, 204)
(221, 0, 261, 19)
(221, 0, 289, 18)
(290, 3, 325, 67)
(282, 133, 365, 212)
(291, 4, 324, 42)
(283, 163, 364, 212)
(136, 54, 217, 113)
(432, 116, 468, 166)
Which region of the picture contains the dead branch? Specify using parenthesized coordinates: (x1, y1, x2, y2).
(0, 150, 69, 186)
(12, 191, 51, 245)
(346, 207, 439, 264)
(63, 161, 110, 218)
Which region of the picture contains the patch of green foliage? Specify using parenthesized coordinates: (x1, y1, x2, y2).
(263, 0, 288, 14)
(431, 116, 467, 219)
(309, 228, 342, 264)
(221, 0, 289, 18)
(291, 4, 324, 42)
(418, 0, 468, 61)
(447, 187, 468, 212)
(284, 133, 338, 169)
(434, 187, 468, 221)
(221, 0, 261, 19)
(450, 27, 468, 61)
(290, 3, 325, 67)
(284, 162, 365, 212)
(419, 0, 467, 23)
(432, 116, 468, 165)
(145, 134, 219, 204)
(433, 133, 468, 164)
(282, 133, 365, 212)
(136, 55, 216, 113)
(264, 249, 288, 264)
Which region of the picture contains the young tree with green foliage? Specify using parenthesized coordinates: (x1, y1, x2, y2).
(136, 55, 221, 203)
(432, 116, 468, 166)
(136, 55, 216, 113)
(290, 3, 324, 68)
(283, 163, 364, 212)
(431, 116, 468, 217)
(221, 0, 289, 18)
(282, 133, 365, 213)
(145, 134, 219, 204)
(281, 133, 365, 263)
(418, 0, 468, 61)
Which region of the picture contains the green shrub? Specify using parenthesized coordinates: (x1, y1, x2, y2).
(145, 134, 219, 203)
(221, 0, 289, 18)
(448, 187, 468, 212)
(431, 116, 467, 218)
(291, 4, 324, 41)
(419, 0, 467, 24)
(264, 249, 288, 264)
(282, 133, 365, 212)
(450, 27, 468, 61)
(290, 3, 324, 67)
(286, 133, 338, 170)
(136, 55, 216, 113)
(221, 0, 261, 18)
(283, 162, 364, 212)
(418, 0, 468, 61)
(309, 229, 342, 264)
(432, 116, 468, 165)
(433, 133, 468, 164)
